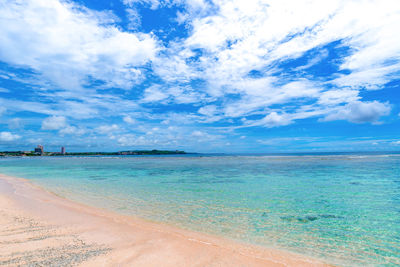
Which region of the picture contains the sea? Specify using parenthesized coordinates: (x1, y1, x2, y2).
(0, 153, 399, 266)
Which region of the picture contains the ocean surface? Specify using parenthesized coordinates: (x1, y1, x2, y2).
(1, 153, 399, 266)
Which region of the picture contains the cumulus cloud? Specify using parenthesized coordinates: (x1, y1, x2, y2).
(0, 131, 21, 142)
(41, 116, 67, 130)
(248, 112, 293, 128)
(323, 101, 391, 124)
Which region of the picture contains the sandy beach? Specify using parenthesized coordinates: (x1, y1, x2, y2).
(0, 173, 330, 266)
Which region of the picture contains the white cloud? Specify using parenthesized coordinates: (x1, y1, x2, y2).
(257, 112, 293, 128)
(126, 8, 141, 30)
(41, 116, 67, 130)
(123, 116, 136, 124)
(123, 0, 162, 9)
(96, 124, 120, 134)
(117, 134, 163, 147)
(159, 112, 201, 125)
(295, 49, 330, 71)
(323, 101, 391, 124)
(318, 89, 360, 106)
(0, 0, 159, 91)
(123, 0, 209, 13)
(0, 131, 21, 142)
(140, 84, 205, 104)
(198, 105, 217, 116)
(197, 105, 222, 122)
(117, 134, 137, 146)
(59, 126, 86, 136)
(141, 85, 169, 103)
(1, 0, 399, 145)
(190, 130, 221, 141)
(167, 86, 205, 104)
(332, 65, 398, 90)
(114, 123, 224, 148)
(153, 0, 400, 126)
(191, 130, 205, 137)
(56, 101, 99, 119)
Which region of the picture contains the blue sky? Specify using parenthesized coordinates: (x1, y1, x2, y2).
(0, 0, 399, 153)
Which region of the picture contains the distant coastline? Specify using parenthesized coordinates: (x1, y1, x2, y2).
(0, 149, 188, 157)
(2, 150, 400, 157)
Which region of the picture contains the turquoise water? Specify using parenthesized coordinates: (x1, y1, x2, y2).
(1, 154, 399, 266)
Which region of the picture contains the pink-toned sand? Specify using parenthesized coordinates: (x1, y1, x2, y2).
(0, 174, 331, 266)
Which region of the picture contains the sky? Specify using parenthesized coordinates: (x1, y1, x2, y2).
(0, 0, 399, 153)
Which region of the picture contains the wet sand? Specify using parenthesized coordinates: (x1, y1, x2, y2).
(0, 174, 330, 266)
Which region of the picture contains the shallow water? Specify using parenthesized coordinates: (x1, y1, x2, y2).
(1, 154, 399, 266)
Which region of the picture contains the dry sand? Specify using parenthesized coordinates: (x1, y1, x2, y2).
(0, 174, 331, 266)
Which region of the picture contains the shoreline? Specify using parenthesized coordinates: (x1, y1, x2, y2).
(0, 173, 330, 266)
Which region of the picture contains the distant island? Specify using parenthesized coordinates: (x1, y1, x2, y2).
(0, 150, 187, 157)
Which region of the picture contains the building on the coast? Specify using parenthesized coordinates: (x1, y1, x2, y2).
(61, 147, 65, 155)
(34, 145, 44, 155)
